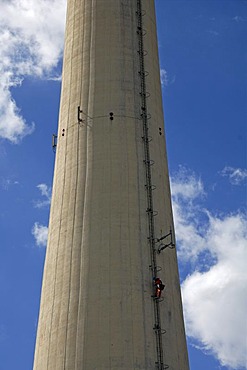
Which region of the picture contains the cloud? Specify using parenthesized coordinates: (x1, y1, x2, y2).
(0, 177, 19, 190)
(232, 16, 246, 23)
(32, 183, 51, 245)
(34, 183, 51, 208)
(171, 166, 205, 201)
(37, 183, 51, 199)
(220, 166, 247, 185)
(160, 69, 168, 87)
(32, 222, 48, 247)
(0, 70, 35, 142)
(160, 68, 176, 87)
(171, 167, 207, 260)
(171, 167, 247, 369)
(47, 75, 62, 82)
(0, 0, 66, 143)
(206, 29, 219, 36)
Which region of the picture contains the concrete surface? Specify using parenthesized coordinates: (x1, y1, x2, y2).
(33, 1, 190, 369)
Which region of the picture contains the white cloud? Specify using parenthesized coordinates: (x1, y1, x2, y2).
(34, 183, 51, 208)
(0, 71, 35, 142)
(47, 75, 62, 82)
(32, 222, 48, 247)
(207, 29, 219, 36)
(0, 177, 19, 190)
(232, 16, 246, 23)
(220, 166, 247, 185)
(0, 0, 66, 143)
(171, 167, 207, 260)
(37, 183, 51, 198)
(160, 69, 169, 87)
(171, 167, 247, 369)
(160, 68, 176, 87)
(171, 166, 205, 201)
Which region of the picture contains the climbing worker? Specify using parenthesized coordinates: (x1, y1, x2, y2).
(153, 277, 165, 299)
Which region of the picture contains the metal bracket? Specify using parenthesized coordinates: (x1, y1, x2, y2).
(156, 228, 175, 254)
(52, 134, 57, 152)
(78, 106, 83, 123)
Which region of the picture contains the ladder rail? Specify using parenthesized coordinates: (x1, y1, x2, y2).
(136, 1, 165, 369)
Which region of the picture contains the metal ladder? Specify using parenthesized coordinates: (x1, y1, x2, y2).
(136, 1, 168, 369)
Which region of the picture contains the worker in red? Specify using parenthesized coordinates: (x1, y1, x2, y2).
(153, 277, 165, 299)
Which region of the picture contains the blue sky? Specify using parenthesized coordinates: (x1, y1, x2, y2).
(0, 0, 246, 369)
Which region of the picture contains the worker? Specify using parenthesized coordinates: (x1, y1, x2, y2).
(153, 277, 165, 299)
